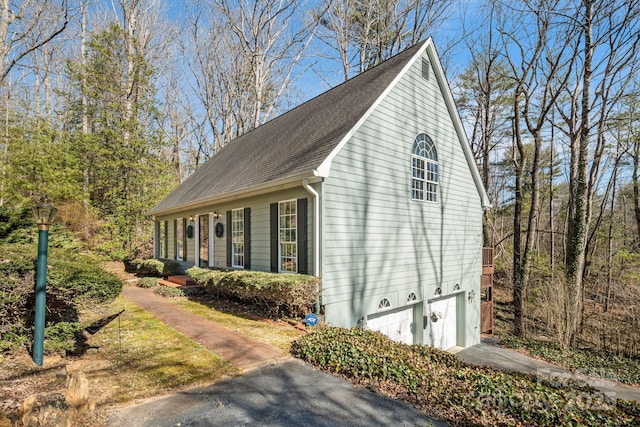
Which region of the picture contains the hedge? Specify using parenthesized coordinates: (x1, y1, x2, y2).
(187, 267, 320, 317)
(128, 258, 184, 277)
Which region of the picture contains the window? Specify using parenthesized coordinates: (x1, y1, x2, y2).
(270, 199, 306, 274)
(411, 133, 438, 202)
(175, 218, 185, 260)
(378, 298, 392, 311)
(199, 215, 209, 267)
(279, 200, 297, 272)
(156, 221, 167, 259)
(407, 292, 418, 304)
(232, 209, 244, 268)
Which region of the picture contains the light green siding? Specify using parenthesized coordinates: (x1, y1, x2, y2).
(155, 187, 316, 275)
(322, 53, 483, 347)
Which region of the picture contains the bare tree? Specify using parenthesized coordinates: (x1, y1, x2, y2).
(0, 0, 70, 84)
(181, 0, 318, 156)
(496, 0, 578, 337)
(214, 0, 319, 129)
(557, 0, 640, 346)
(456, 1, 514, 246)
(316, 0, 452, 81)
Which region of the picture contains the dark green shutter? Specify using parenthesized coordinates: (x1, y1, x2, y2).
(270, 203, 278, 272)
(244, 207, 251, 269)
(226, 210, 232, 267)
(297, 198, 308, 274)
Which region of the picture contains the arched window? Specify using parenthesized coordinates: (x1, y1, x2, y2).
(378, 298, 392, 311)
(411, 133, 438, 202)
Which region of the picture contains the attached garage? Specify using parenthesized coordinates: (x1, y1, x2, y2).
(426, 295, 459, 350)
(366, 306, 416, 345)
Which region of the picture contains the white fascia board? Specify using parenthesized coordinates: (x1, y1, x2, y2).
(150, 172, 319, 217)
(315, 39, 432, 178)
(425, 43, 491, 210)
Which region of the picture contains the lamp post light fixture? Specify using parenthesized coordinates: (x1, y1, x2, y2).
(31, 195, 57, 366)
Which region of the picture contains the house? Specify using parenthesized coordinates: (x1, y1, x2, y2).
(148, 38, 490, 350)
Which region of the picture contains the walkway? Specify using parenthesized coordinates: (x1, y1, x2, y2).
(457, 337, 640, 403)
(121, 286, 287, 371)
(111, 285, 439, 426)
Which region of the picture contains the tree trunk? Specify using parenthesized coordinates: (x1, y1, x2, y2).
(633, 144, 640, 247)
(565, 0, 594, 347)
(512, 113, 525, 337)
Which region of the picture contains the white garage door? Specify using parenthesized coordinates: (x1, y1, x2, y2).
(367, 306, 414, 344)
(428, 295, 457, 350)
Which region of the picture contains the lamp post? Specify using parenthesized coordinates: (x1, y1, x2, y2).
(32, 196, 57, 366)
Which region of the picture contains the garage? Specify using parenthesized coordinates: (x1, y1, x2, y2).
(427, 295, 458, 350)
(366, 306, 415, 345)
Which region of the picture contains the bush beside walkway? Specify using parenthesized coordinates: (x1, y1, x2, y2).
(187, 267, 320, 317)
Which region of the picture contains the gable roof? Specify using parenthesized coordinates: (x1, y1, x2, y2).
(150, 39, 489, 216)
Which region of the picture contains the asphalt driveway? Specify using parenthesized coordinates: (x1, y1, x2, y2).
(107, 359, 443, 427)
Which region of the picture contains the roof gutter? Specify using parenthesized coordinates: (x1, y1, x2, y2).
(149, 172, 322, 217)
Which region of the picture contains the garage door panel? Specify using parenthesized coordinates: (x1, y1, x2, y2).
(428, 295, 457, 350)
(367, 307, 414, 344)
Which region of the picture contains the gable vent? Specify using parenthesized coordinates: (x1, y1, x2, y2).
(421, 58, 430, 80)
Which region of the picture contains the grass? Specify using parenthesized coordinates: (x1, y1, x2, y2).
(0, 296, 239, 426)
(171, 298, 303, 350)
(85, 296, 239, 405)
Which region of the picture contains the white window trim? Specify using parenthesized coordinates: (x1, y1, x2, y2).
(411, 133, 438, 203)
(377, 298, 392, 311)
(175, 218, 184, 261)
(232, 208, 244, 269)
(278, 199, 297, 273)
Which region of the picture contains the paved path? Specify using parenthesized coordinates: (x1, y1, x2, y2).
(113, 286, 440, 427)
(457, 337, 640, 403)
(121, 286, 286, 371)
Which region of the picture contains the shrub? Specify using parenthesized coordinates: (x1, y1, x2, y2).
(187, 267, 320, 316)
(0, 242, 123, 355)
(129, 258, 184, 277)
(137, 277, 158, 288)
(154, 285, 185, 298)
(44, 321, 85, 352)
(0, 202, 33, 240)
(48, 258, 123, 305)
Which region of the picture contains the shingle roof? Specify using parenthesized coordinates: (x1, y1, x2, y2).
(149, 40, 428, 216)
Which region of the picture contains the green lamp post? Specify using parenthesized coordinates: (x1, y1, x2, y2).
(32, 196, 57, 366)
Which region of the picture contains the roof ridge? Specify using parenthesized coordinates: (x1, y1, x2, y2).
(149, 39, 429, 216)
(216, 40, 429, 153)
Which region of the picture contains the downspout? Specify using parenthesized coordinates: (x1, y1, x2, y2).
(302, 179, 321, 315)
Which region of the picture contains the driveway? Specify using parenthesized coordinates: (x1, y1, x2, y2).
(457, 337, 640, 403)
(112, 286, 441, 425)
(107, 359, 443, 427)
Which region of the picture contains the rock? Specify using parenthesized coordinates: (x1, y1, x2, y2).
(18, 369, 93, 427)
